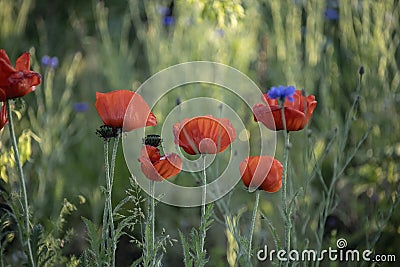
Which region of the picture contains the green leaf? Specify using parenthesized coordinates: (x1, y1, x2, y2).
(179, 230, 193, 267)
(31, 223, 44, 265)
(81, 217, 102, 266)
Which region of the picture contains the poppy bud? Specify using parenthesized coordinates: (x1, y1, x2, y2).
(359, 66, 364, 76)
(143, 134, 162, 147)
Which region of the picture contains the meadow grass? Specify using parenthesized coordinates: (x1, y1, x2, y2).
(0, 0, 399, 266)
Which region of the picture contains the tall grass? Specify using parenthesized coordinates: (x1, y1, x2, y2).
(0, 0, 399, 266)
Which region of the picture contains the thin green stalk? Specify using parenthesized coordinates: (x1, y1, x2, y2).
(100, 133, 119, 267)
(280, 104, 291, 266)
(248, 190, 260, 263)
(108, 133, 120, 267)
(109, 131, 121, 187)
(148, 180, 156, 260)
(200, 154, 207, 252)
(6, 100, 35, 267)
(101, 141, 110, 262)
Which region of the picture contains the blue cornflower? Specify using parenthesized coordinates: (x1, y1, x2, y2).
(41, 55, 59, 69)
(267, 85, 296, 102)
(74, 102, 89, 112)
(163, 16, 175, 26)
(41, 55, 51, 66)
(50, 57, 59, 68)
(324, 8, 339, 21)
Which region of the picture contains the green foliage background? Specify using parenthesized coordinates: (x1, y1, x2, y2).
(1, 0, 399, 266)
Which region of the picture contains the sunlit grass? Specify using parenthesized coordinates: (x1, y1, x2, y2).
(0, 0, 399, 266)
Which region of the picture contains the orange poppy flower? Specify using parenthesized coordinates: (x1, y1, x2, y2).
(95, 90, 157, 131)
(138, 145, 182, 181)
(0, 49, 41, 101)
(239, 156, 283, 192)
(173, 115, 236, 155)
(253, 90, 317, 131)
(0, 102, 8, 131)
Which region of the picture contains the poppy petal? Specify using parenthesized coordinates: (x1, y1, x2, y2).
(0, 102, 8, 130)
(139, 156, 164, 181)
(95, 90, 157, 131)
(0, 50, 11, 65)
(15, 52, 30, 71)
(0, 51, 41, 101)
(173, 115, 236, 155)
(253, 103, 277, 130)
(153, 153, 182, 179)
(0, 58, 15, 87)
(139, 152, 182, 181)
(146, 111, 157, 127)
(240, 156, 283, 193)
(255, 89, 317, 131)
(306, 95, 317, 121)
(124, 92, 157, 131)
(140, 145, 161, 163)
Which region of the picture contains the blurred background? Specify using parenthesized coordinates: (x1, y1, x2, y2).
(0, 0, 399, 266)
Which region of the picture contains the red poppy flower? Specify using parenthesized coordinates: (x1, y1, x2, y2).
(0, 102, 8, 131)
(239, 156, 283, 193)
(0, 49, 41, 101)
(253, 90, 317, 131)
(173, 115, 236, 155)
(95, 90, 157, 131)
(138, 145, 182, 181)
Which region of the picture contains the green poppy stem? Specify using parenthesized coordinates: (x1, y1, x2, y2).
(101, 132, 119, 267)
(248, 189, 260, 263)
(280, 104, 291, 266)
(148, 180, 156, 260)
(101, 140, 111, 263)
(6, 100, 35, 267)
(200, 154, 207, 252)
(109, 133, 120, 267)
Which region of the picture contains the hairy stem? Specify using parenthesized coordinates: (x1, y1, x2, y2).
(109, 133, 120, 267)
(101, 140, 110, 263)
(280, 105, 291, 266)
(148, 180, 156, 261)
(101, 132, 119, 267)
(6, 100, 35, 267)
(200, 154, 207, 252)
(248, 190, 260, 263)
